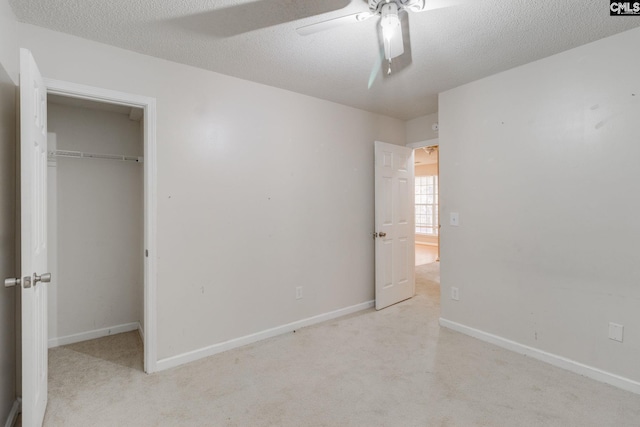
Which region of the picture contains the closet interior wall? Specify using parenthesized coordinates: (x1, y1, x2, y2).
(47, 99, 144, 346)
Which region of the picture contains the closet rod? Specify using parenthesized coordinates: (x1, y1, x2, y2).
(49, 150, 143, 163)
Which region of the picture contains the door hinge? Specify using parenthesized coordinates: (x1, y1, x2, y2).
(145, 249, 149, 257)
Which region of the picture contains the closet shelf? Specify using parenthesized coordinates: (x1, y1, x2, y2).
(48, 150, 143, 163)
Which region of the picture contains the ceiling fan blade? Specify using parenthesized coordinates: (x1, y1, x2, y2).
(168, 0, 351, 38)
(368, 50, 384, 89)
(296, 12, 375, 36)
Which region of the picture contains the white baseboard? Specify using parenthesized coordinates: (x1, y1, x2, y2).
(157, 300, 375, 372)
(48, 322, 141, 348)
(4, 398, 20, 427)
(439, 318, 640, 395)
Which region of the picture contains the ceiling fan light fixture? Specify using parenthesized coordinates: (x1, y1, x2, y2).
(380, 2, 401, 61)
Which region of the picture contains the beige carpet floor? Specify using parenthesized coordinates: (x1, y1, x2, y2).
(23, 262, 640, 426)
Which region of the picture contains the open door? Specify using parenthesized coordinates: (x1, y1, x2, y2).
(19, 48, 49, 427)
(374, 141, 415, 310)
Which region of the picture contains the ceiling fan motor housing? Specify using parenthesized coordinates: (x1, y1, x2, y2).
(368, 0, 426, 13)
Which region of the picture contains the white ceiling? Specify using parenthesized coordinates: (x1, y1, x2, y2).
(9, 0, 640, 120)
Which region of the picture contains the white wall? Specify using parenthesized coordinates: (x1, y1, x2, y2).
(0, 0, 17, 84)
(406, 112, 439, 145)
(47, 103, 143, 343)
(0, 0, 17, 421)
(17, 23, 406, 362)
(439, 27, 640, 384)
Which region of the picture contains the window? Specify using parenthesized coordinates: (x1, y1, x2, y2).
(415, 175, 438, 235)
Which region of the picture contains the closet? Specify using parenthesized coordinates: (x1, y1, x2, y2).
(46, 95, 144, 353)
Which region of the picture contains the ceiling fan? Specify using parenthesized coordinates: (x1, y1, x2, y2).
(296, 0, 461, 75)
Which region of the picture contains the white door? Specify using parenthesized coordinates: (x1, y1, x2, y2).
(19, 48, 49, 427)
(374, 141, 415, 310)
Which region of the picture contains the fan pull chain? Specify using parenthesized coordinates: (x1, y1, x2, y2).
(388, 59, 392, 75)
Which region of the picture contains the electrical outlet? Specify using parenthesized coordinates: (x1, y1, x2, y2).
(451, 287, 459, 301)
(295, 286, 303, 300)
(609, 322, 624, 342)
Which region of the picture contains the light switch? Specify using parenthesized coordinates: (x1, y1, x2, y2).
(450, 212, 459, 226)
(609, 323, 624, 342)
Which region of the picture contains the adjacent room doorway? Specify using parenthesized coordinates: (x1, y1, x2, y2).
(413, 144, 439, 267)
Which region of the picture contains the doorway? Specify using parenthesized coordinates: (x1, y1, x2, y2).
(413, 145, 439, 267)
(44, 79, 157, 373)
(46, 94, 144, 367)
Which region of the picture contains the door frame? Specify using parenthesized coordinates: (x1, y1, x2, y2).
(44, 78, 158, 373)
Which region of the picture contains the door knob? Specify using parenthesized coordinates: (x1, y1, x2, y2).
(378, 232, 387, 237)
(4, 277, 20, 288)
(34, 273, 51, 285)
(4, 276, 32, 288)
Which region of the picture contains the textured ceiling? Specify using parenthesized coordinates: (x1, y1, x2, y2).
(9, 0, 640, 120)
